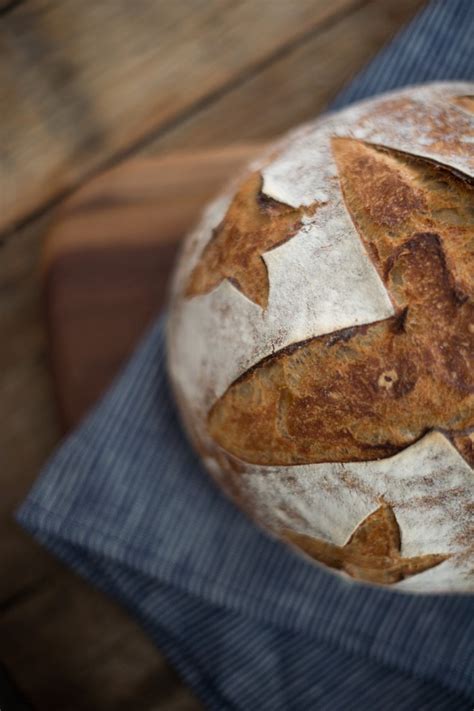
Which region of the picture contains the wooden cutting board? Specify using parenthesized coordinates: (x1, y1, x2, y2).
(43, 145, 261, 430)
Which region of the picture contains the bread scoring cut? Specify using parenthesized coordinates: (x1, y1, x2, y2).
(186, 172, 319, 308)
(208, 142, 473, 466)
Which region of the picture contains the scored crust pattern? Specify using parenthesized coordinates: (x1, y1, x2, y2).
(171, 84, 474, 590)
(186, 172, 319, 308)
(283, 503, 447, 585)
(207, 139, 474, 467)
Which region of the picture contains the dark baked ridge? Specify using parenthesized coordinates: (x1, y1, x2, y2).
(208, 139, 474, 465)
(185, 172, 319, 308)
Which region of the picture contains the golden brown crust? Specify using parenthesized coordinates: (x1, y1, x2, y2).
(208, 141, 474, 465)
(452, 432, 474, 467)
(185, 172, 318, 308)
(332, 138, 473, 299)
(283, 504, 447, 584)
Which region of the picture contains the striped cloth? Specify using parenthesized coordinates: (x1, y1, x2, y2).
(18, 1, 474, 709)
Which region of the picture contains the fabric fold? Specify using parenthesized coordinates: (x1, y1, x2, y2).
(18, 320, 474, 705)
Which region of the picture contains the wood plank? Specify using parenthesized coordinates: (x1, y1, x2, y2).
(0, 1, 23, 13)
(0, 0, 357, 233)
(0, 217, 200, 710)
(145, 0, 426, 152)
(44, 145, 261, 429)
(0, 566, 201, 710)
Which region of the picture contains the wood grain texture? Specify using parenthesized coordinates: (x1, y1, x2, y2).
(0, 0, 24, 13)
(0, 0, 357, 233)
(147, 0, 426, 153)
(0, 216, 201, 711)
(0, 1, 426, 708)
(0, 566, 201, 711)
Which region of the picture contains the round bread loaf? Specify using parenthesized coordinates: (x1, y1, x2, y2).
(168, 83, 474, 592)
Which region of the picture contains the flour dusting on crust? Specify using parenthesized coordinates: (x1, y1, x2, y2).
(168, 82, 474, 593)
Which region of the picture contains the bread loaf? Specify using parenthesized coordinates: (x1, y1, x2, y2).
(168, 83, 474, 592)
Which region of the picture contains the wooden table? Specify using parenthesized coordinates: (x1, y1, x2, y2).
(0, 1, 425, 708)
